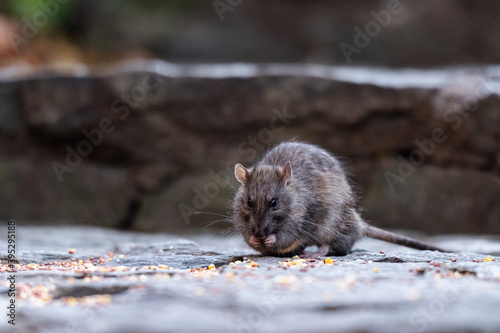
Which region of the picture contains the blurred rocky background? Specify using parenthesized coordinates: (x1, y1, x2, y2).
(3, 0, 500, 67)
(0, 0, 499, 234)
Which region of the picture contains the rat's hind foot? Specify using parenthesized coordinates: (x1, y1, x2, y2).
(300, 244, 330, 259)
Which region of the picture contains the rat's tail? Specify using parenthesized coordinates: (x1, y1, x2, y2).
(364, 225, 448, 252)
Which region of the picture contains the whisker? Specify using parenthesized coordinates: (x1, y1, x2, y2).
(221, 227, 238, 237)
(198, 219, 232, 230)
(188, 211, 231, 218)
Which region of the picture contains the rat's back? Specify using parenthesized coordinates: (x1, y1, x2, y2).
(259, 142, 347, 185)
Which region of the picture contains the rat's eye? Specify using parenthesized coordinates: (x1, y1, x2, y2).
(269, 198, 277, 208)
(247, 199, 254, 208)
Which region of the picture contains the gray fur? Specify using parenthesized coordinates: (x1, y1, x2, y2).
(232, 142, 446, 257)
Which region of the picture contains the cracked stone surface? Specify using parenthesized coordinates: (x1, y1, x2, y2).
(1, 226, 499, 333)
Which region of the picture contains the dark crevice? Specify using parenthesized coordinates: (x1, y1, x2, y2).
(118, 198, 141, 230)
(346, 108, 411, 131)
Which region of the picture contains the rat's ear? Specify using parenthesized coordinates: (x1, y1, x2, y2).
(234, 163, 249, 184)
(282, 162, 292, 182)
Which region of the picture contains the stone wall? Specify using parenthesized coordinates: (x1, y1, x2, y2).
(1, 61, 499, 233)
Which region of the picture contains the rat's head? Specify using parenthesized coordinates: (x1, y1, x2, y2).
(232, 162, 303, 256)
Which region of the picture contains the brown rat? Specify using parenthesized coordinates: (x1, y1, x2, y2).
(232, 141, 446, 257)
